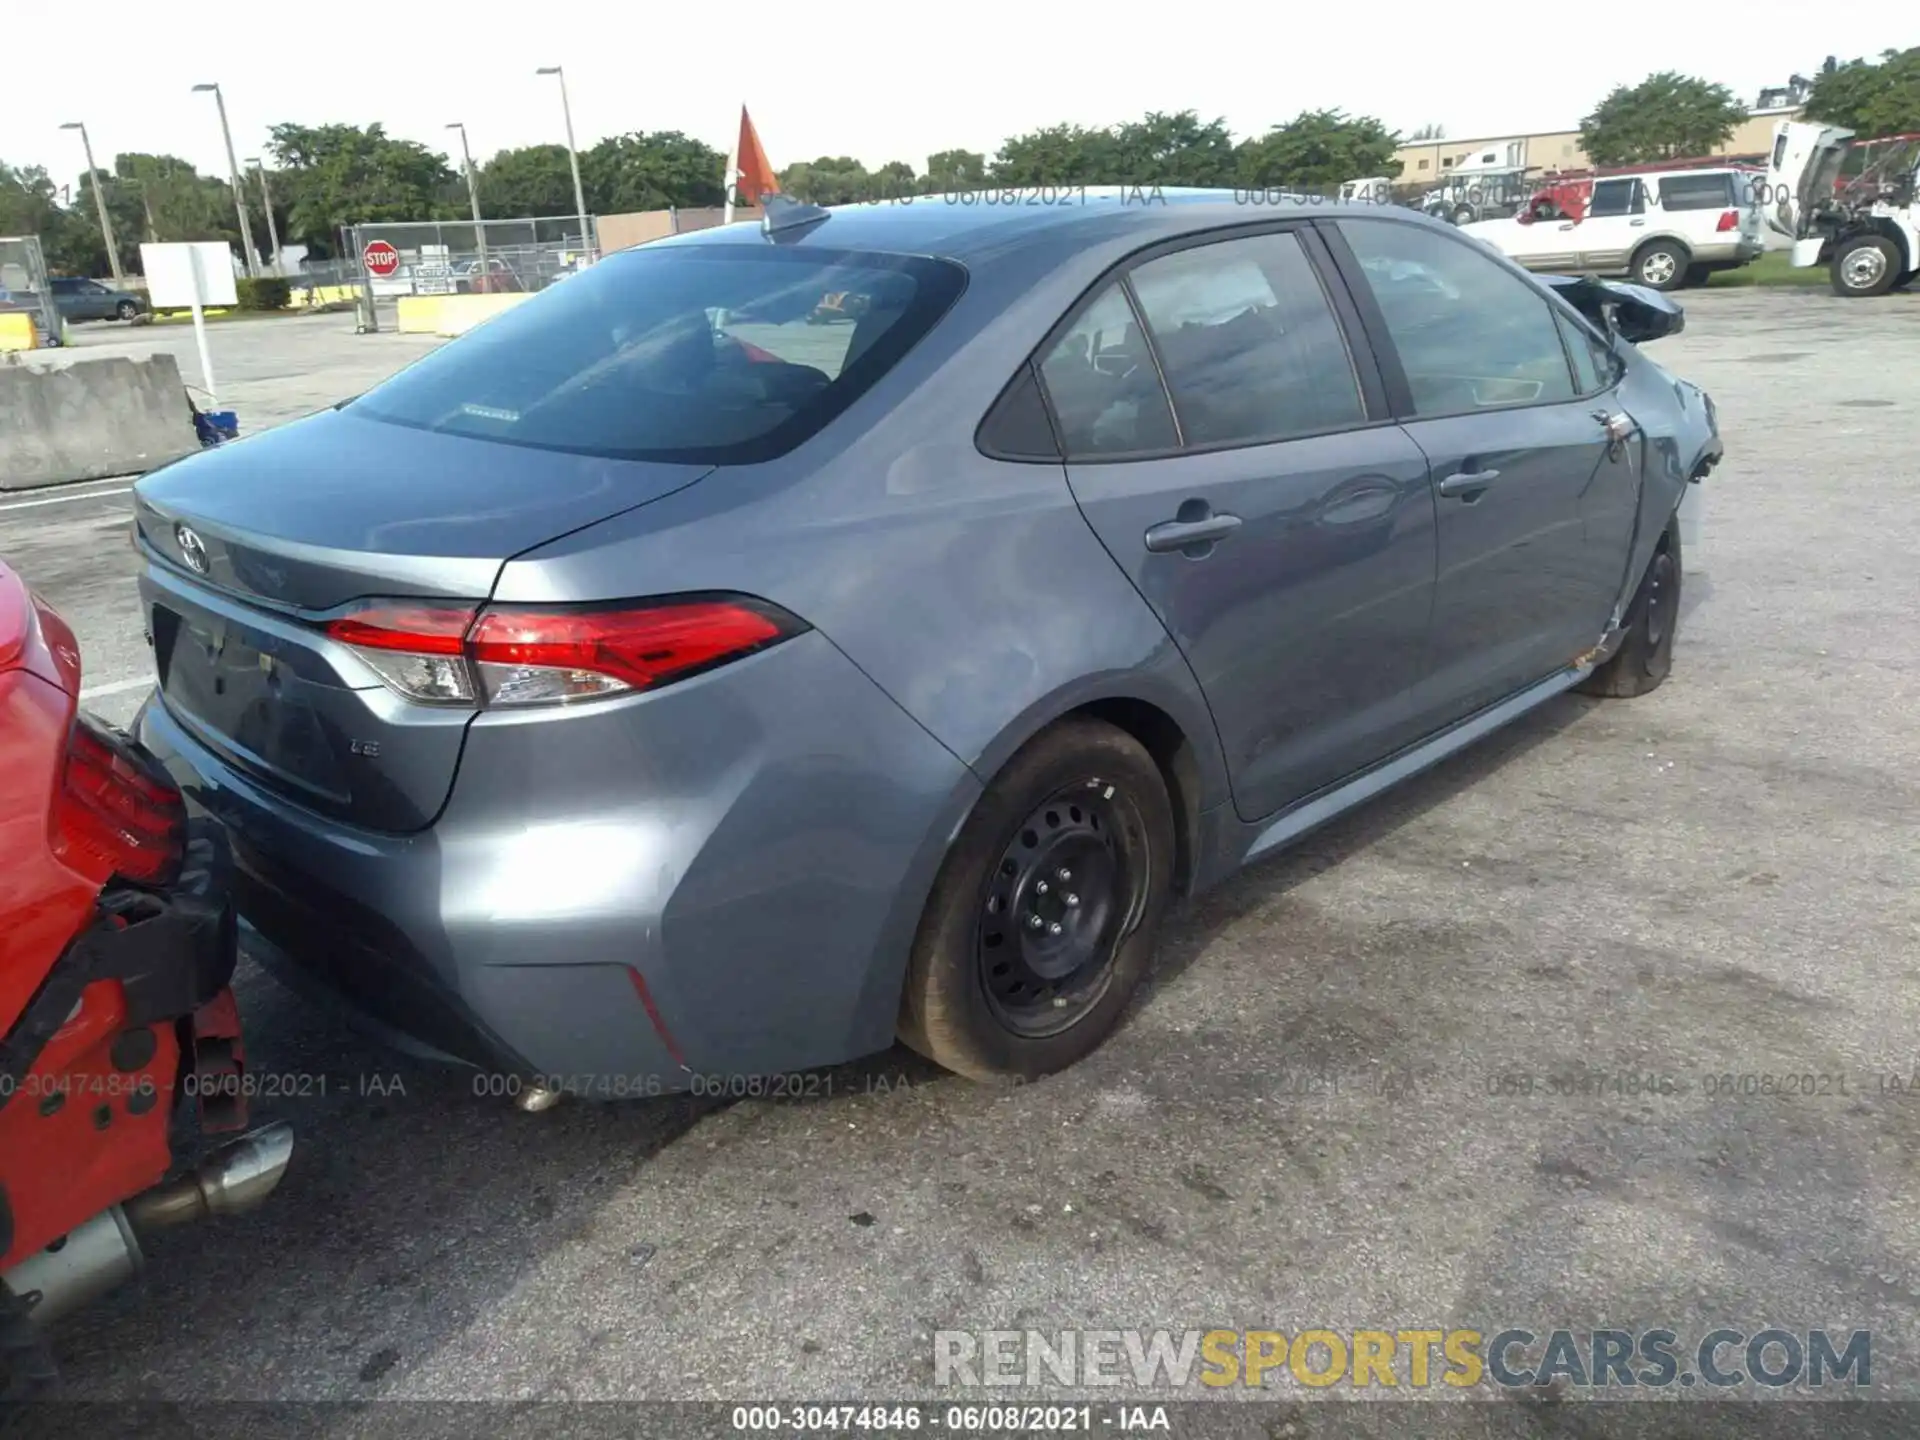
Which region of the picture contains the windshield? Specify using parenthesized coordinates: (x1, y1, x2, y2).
(352, 244, 967, 464)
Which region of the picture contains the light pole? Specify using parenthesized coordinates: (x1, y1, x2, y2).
(535, 67, 593, 261)
(191, 82, 260, 278)
(446, 123, 490, 282)
(246, 159, 281, 275)
(58, 122, 124, 283)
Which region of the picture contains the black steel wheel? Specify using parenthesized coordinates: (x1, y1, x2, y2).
(899, 719, 1174, 1081)
(1579, 521, 1682, 699)
(976, 780, 1151, 1039)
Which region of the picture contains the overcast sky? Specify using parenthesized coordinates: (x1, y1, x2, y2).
(3, 5, 1895, 189)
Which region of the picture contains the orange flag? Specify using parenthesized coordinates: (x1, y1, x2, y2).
(735, 107, 779, 205)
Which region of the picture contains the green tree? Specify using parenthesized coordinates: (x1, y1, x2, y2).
(266, 123, 457, 251)
(778, 156, 878, 204)
(1109, 111, 1237, 185)
(1578, 72, 1747, 166)
(990, 123, 1120, 184)
(584, 131, 727, 212)
(1805, 47, 1920, 137)
(1236, 109, 1401, 187)
(476, 144, 577, 218)
(924, 149, 985, 190)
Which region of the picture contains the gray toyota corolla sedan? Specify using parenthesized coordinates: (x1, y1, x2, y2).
(130, 189, 1722, 1090)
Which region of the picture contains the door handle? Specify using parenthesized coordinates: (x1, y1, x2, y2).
(1437, 469, 1500, 499)
(1629, 219, 1647, 227)
(1593, 409, 1636, 442)
(1144, 508, 1242, 554)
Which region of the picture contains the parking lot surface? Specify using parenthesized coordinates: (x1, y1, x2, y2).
(6, 292, 1919, 1415)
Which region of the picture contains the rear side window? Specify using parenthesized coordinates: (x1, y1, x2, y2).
(1038, 285, 1178, 457)
(1658, 173, 1734, 210)
(1588, 179, 1645, 218)
(1126, 232, 1365, 446)
(350, 245, 966, 464)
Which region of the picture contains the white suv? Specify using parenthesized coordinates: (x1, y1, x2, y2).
(1460, 167, 1765, 290)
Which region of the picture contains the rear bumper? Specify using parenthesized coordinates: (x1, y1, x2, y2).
(135, 631, 981, 1093)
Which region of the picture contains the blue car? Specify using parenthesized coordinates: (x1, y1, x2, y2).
(129, 190, 1722, 1090)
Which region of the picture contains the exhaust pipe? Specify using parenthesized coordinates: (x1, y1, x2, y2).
(2, 1123, 293, 1330)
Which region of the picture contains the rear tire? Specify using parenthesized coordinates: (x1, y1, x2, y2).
(1578, 528, 1681, 699)
(897, 719, 1174, 1082)
(1630, 240, 1689, 291)
(115, 300, 138, 320)
(1830, 235, 1900, 297)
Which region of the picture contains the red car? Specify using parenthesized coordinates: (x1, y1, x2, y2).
(0, 558, 292, 1396)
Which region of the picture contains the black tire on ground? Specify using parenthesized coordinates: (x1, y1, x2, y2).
(1630, 240, 1690, 291)
(115, 300, 138, 320)
(1579, 525, 1682, 699)
(1450, 204, 1476, 226)
(1682, 263, 1713, 288)
(897, 718, 1175, 1082)
(1830, 235, 1902, 297)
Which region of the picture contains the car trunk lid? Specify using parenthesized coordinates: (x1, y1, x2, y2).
(133, 408, 712, 832)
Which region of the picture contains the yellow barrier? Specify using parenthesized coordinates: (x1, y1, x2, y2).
(432, 293, 529, 336)
(395, 296, 444, 334)
(288, 284, 362, 308)
(0, 312, 39, 352)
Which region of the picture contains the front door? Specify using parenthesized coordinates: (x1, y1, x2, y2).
(1042, 226, 1440, 821)
(1331, 215, 1639, 720)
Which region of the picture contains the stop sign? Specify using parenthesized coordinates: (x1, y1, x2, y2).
(362, 240, 401, 278)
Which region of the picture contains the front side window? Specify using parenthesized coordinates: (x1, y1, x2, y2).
(1126, 231, 1365, 446)
(1554, 308, 1619, 396)
(1336, 219, 1576, 417)
(350, 244, 966, 464)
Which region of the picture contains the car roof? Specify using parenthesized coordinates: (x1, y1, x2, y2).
(642, 186, 1431, 267)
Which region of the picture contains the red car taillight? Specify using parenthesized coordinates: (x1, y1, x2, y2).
(51, 714, 187, 885)
(1716, 210, 1740, 232)
(324, 596, 805, 708)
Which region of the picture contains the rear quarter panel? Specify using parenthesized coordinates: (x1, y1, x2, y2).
(492, 233, 1233, 817)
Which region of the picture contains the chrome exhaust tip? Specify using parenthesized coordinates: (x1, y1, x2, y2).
(124, 1122, 295, 1235)
(515, 1084, 563, 1113)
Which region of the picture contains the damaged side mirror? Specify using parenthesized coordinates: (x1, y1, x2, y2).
(1543, 273, 1685, 345)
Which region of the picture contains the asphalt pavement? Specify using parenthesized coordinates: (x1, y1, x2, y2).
(5, 292, 1919, 1422)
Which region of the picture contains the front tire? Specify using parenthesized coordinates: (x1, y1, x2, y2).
(1831, 235, 1900, 297)
(1630, 240, 1689, 291)
(898, 719, 1174, 1082)
(1579, 529, 1681, 699)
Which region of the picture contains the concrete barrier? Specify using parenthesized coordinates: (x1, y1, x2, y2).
(395, 296, 443, 334)
(433, 293, 530, 336)
(0, 350, 200, 490)
(0, 313, 37, 352)
(394, 292, 533, 338)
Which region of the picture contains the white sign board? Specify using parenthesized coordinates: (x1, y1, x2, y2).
(140, 242, 240, 309)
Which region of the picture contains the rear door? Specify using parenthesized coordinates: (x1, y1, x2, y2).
(1329, 216, 1638, 720)
(1654, 171, 1740, 251)
(1047, 224, 1440, 821)
(1576, 179, 1647, 270)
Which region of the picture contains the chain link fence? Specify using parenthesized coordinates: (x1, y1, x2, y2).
(340, 216, 600, 331)
(0, 236, 60, 344)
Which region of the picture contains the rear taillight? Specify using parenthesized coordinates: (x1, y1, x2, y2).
(324, 596, 805, 708)
(1716, 210, 1739, 232)
(51, 714, 187, 885)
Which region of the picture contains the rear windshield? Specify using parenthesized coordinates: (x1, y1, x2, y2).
(351, 244, 967, 464)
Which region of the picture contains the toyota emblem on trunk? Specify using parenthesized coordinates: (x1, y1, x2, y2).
(175, 524, 209, 574)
